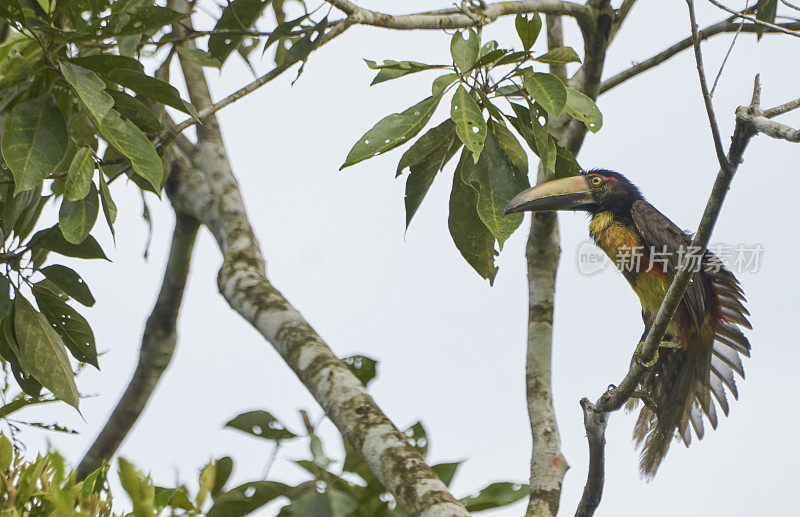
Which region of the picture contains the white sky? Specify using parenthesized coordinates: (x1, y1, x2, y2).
(18, 1, 800, 516)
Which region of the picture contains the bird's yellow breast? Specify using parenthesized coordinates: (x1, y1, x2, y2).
(589, 211, 673, 324)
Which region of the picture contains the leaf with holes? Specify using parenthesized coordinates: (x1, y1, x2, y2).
(225, 410, 297, 441)
(39, 265, 95, 307)
(342, 355, 378, 388)
(341, 94, 443, 169)
(535, 46, 581, 64)
(461, 482, 529, 512)
(451, 85, 486, 163)
(515, 13, 542, 51)
(209, 0, 271, 64)
(64, 147, 94, 202)
(31, 284, 97, 368)
(565, 87, 602, 132)
(449, 151, 498, 283)
(460, 132, 524, 249)
(523, 72, 566, 118)
(208, 481, 292, 517)
(1, 95, 68, 194)
(450, 28, 480, 73)
(13, 293, 79, 410)
(59, 182, 99, 244)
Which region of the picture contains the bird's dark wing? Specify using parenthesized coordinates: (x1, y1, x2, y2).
(630, 199, 707, 328)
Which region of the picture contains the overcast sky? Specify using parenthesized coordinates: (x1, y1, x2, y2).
(18, 1, 800, 516)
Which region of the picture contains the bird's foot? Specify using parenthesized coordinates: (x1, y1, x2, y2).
(634, 341, 659, 371)
(658, 340, 681, 349)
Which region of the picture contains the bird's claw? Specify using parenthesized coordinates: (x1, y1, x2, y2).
(633, 390, 658, 411)
(635, 341, 659, 371)
(659, 340, 682, 349)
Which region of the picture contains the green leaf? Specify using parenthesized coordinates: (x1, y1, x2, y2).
(176, 46, 222, 69)
(473, 48, 510, 69)
(403, 421, 429, 458)
(461, 482, 528, 512)
(451, 85, 487, 163)
(431, 73, 459, 96)
(490, 120, 528, 178)
(565, 87, 602, 132)
(98, 173, 117, 235)
(59, 62, 115, 122)
(0, 277, 10, 322)
(508, 103, 555, 174)
(209, 0, 271, 64)
(283, 17, 328, 66)
(1, 95, 68, 194)
(39, 265, 95, 307)
(279, 486, 357, 517)
(104, 69, 198, 119)
(397, 119, 461, 227)
(30, 226, 108, 260)
(0, 434, 13, 471)
(460, 132, 524, 249)
(13, 293, 79, 410)
(0, 311, 43, 397)
(59, 182, 99, 244)
(264, 13, 309, 52)
(107, 90, 163, 133)
(212, 456, 234, 497)
(515, 13, 542, 51)
(341, 94, 444, 169)
(154, 488, 176, 510)
(69, 54, 145, 75)
(95, 109, 163, 191)
(523, 72, 566, 118)
(756, 0, 777, 39)
(365, 60, 444, 86)
(31, 283, 97, 368)
(432, 461, 462, 487)
(208, 481, 292, 517)
(342, 355, 378, 388)
(81, 466, 107, 500)
(449, 150, 498, 283)
(450, 29, 480, 73)
(64, 147, 95, 201)
(555, 142, 583, 178)
(13, 192, 48, 242)
(2, 184, 38, 236)
(535, 46, 581, 64)
(225, 410, 298, 441)
(118, 457, 155, 517)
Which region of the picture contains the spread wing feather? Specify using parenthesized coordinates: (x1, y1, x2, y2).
(628, 199, 750, 477)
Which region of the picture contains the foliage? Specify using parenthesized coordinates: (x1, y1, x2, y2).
(341, 15, 601, 283)
(0, 0, 320, 413)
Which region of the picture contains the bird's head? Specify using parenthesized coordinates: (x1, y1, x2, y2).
(503, 169, 643, 216)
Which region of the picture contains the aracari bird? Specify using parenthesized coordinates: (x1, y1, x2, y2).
(504, 170, 750, 477)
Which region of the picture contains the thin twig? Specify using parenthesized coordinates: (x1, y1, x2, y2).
(709, 0, 800, 37)
(687, 0, 730, 172)
(781, 0, 800, 13)
(600, 20, 800, 94)
(709, 1, 748, 97)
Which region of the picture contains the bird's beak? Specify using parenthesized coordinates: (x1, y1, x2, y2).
(504, 176, 594, 215)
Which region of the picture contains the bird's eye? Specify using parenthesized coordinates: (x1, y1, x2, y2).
(590, 176, 603, 186)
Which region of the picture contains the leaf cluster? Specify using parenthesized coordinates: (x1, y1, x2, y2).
(341, 15, 602, 282)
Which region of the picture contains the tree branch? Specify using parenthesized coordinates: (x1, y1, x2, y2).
(77, 212, 200, 480)
(165, 2, 468, 514)
(709, 0, 800, 38)
(323, 0, 589, 30)
(600, 20, 800, 94)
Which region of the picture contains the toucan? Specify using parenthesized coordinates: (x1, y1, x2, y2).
(504, 170, 750, 477)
